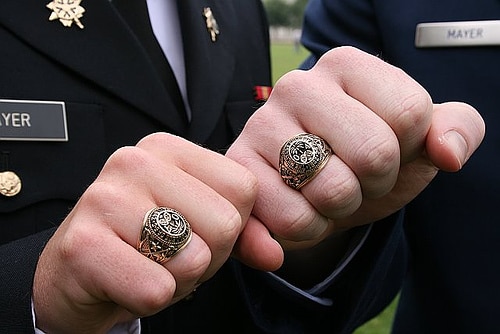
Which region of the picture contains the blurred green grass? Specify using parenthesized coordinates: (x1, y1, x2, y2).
(354, 296, 399, 334)
(270, 42, 398, 334)
(270, 43, 310, 83)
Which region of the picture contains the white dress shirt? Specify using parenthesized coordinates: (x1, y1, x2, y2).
(147, 0, 191, 119)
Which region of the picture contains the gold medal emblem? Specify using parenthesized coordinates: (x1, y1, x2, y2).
(47, 0, 86, 29)
(202, 7, 219, 42)
(0, 171, 22, 197)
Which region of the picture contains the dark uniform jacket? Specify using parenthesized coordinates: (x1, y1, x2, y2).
(302, 0, 500, 333)
(0, 0, 273, 332)
(0, 0, 400, 333)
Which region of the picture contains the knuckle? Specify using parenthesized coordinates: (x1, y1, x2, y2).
(273, 69, 307, 92)
(234, 168, 259, 207)
(79, 181, 124, 213)
(394, 89, 433, 132)
(57, 223, 98, 265)
(354, 136, 399, 179)
(242, 107, 280, 142)
(103, 146, 149, 175)
(323, 45, 358, 64)
(270, 70, 310, 105)
(319, 46, 372, 73)
(351, 137, 400, 198)
(137, 281, 176, 316)
(275, 206, 321, 241)
(212, 207, 243, 250)
(137, 132, 179, 148)
(315, 173, 362, 218)
(177, 249, 212, 281)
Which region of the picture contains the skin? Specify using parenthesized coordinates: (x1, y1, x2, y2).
(229, 47, 485, 269)
(33, 47, 485, 333)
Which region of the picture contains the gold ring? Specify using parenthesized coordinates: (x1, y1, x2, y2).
(279, 133, 332, 190)
(137, 207, 192, 264)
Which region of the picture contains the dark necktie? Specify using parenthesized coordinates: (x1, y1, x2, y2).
(112, 0, 186, 115)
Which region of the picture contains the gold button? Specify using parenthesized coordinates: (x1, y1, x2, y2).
(0, 171, 22, 197)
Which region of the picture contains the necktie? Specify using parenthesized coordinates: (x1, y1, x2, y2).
(112, 0, 186, 115)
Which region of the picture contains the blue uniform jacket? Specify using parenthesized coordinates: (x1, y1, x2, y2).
(302, 0, 500, 333)
(0, 0, 403, 332)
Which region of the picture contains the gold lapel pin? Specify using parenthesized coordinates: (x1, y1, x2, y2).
(202, 7, 219, 42)
(47, 0, 86, 29)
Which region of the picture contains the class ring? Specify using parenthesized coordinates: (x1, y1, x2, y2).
(279, 133, 332, 190)
(137, 207, 192, 264)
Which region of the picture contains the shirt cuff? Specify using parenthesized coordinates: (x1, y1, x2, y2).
(32, 299, 141, 334)
(266, 224, 372, 306)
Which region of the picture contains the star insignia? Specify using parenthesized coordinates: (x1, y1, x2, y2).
(47, 0, 86, 29)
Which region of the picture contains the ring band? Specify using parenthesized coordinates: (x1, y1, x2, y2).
(279, 133, 332, 190)
(138, 207, 192, 264)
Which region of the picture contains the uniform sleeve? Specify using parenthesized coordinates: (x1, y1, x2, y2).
(234, 211, 407, 333)
(0, 228, 55, 333)
(281, 2, 409, 331)
(301, 0, 383, 58)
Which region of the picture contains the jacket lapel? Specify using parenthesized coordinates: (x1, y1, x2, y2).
(0, 0, 187, 134)
(177, 0, 235, 143)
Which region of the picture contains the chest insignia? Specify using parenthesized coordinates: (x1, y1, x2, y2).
(203, 7, 219, 42)
(46, 0, 86, 29)
(0, 171, 22, 197)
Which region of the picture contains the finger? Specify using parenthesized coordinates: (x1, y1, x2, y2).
(136, 133, 258, 225)
(229, 68, 406, 227)
(98, 236, 205, 316)
(133, 134, 257, 280)
(160, 233, 210, 301)
(98, 134, 253, 281)
(227, 89, 395, 241)
(243, 48, 433, 199)
(226, 144, 332, 242)
(312, 46, 434, 162)
(229, 46, 437, 249)
(232, 215, 284, 272)
(322, 103, 485, 231)
(63, 178, 212, 312)
(426, 102, 485, 172)
(40, 214, 176, 318)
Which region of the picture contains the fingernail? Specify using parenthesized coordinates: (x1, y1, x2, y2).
(442, 130, 468, 169)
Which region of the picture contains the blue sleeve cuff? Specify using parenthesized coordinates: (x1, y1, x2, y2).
(265, 224, 373, 306)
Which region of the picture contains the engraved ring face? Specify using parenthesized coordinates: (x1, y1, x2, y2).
(279, 133, 332, 190)
(138, 207, 192, 264)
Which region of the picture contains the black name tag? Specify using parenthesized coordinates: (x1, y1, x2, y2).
(0, 99, 68, 141)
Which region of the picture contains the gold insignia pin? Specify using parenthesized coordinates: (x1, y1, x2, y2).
(202, 7, 219, 42)
(0, 171, 22, 197)
(47, 0, 86, 29)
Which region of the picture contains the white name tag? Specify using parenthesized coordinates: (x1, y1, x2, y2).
(415, 20, 500, 48)
(0, 99, 68, 141)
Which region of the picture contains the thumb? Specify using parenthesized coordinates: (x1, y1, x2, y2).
(426, 102, 485, 172)
(232, 215, 284, 271)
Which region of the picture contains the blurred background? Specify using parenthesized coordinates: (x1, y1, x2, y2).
(263, 0, 309, 82)
(262, 1, 399, 333)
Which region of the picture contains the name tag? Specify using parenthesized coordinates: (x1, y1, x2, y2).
(0, 99, 68, 141)
(415, 20, 500, 48)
